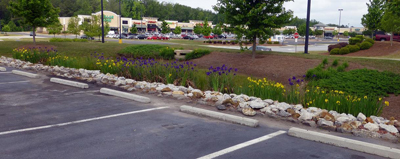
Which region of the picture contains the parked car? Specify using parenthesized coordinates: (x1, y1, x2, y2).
(81, 34, 94, 40)
(128, 35, 137, 39)
(376, 34, 400, 41)
(249, 46, 272, 51)
(147, 35, 158, 40)
(137, 34, 148, 40)
(106, 34, 115, 38)
(183, 35, 194, 40)
(29, 31, 36, 36)
(218, 34, 227, 39)
(324, 36, 333, 40)
(203, 35, 214, 39)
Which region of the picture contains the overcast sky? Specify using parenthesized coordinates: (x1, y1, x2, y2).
(163, 0, 369, 27)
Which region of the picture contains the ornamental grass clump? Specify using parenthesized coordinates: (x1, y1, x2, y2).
(206, 65, 237, 93)
(12, 47, 58, 64)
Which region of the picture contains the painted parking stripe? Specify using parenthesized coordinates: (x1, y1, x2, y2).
(0, 106, 168, 136)
(0, 81, 29, 85)
(197, 130, 286, 159)
(0, 72, 12, 74)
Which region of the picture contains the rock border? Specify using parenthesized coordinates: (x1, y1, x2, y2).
(1, 56, 399, 143)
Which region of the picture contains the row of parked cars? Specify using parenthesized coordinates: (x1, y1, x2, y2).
(99, 32, 235, 40)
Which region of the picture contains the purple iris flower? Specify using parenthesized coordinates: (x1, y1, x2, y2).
(206, 72, 211, 76)
(288, 78, 291, 82)
(296, 79, 300, 83)
(292, 76, 296, 80)
(289, 82, 294, 86)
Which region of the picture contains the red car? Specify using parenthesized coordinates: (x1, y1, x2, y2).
(203, 35, 214, 39)
(147, 35, 158, 40)
(158, 35, 170, 40)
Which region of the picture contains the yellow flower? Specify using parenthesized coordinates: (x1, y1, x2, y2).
(336, 101, 341, 105)
(309, 101, 313, 104)
(112, 63, 116, 66)
(325, 99, 328, 103)
(296, 84, 299, 87)
(316, 87, 320, 89)
(385, 101, 389, 106)
(379, 98, 382, 101)
(339, 91, 344, 94)
(306, 90, 310, 93)
(321, 91, 325, 94)
(169, 74, 172, 77)
(334, 90, 339, 93)
(364, 96, 368, 99)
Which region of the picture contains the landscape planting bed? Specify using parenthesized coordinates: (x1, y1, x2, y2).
(190, 52, 400, 120)
(322, 42, 400, 57)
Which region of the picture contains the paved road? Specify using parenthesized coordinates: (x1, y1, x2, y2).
(203, 44, 330, 53)
(0, 66, 389, 159)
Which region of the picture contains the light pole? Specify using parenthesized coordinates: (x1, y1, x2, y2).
(101, 0, 104, 43)
(338, 9, 343, 42)
(119, 0, 122, 44)
(140, 1, 144, 33)
(304, 0, 311, 54)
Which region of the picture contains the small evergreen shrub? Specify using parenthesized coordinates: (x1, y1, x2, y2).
(330, 48, 340, 55)
(365, 38, 375, 45)
(339, 47, 350, 55)
(360, 41, 373, 50)
(185, 49, 211, 60)
(349, 37, 361, 45)
(332, 59, 339, 66)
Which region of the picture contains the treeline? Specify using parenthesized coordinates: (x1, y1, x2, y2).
(0, 0, 224, 31)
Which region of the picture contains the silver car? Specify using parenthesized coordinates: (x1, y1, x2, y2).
(249, 46, 272, 51)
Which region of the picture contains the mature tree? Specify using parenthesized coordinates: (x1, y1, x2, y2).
(161, 20, 170, 34)
(193, 24, 203, 35)
(212, 24, 223, 35)
(68, 16, 81, 38)
(386, 0, 400, 17)
(47, 22, 62, 37)
(274, 30, 281, 35)
(214, 0, 292, 59)
(380, 11, 400, 46)
(297, 24, 312, 36)
(173, 26, 182, 34)
(332, 30, 339, 36)
(282, 28, 296, 35)
(2, 25, 10, 35)
(9, 0, 60, 45)
(7, 21, 17, 31)
(130, 24, 138, 34)
(80, 15, 102, 40)
(343, 31, 349, 36)
(314, 30, 323, 36)
(349, 32, 358, 37)
(202, 18, 212, 36)
(361, 0, 384, 38)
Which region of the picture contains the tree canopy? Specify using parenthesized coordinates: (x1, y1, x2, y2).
(161, 20, 170, 34)
(380, 11, 400, 46)
(361, 0, 385, 37)
(8, 0, 60, 45)
(214, 0, 292, 59)
(68, 16, 81, 38)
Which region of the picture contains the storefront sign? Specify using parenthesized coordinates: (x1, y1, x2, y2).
(134, 22, 145, 25)
(148, 21, 157, 24)
(167, 22, 175, 24)
(104, 15, 114, 23)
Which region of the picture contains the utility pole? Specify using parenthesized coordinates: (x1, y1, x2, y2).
(338, 9, 343, 42)
(304, 0, 311, 54)
(119, 0, 122, 44)
(101, 0, 104, 43)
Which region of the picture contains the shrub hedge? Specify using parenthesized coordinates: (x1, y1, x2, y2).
(330, 48, 340, 55)
(339, 47, 350, 55)
(349, 37, 361, 45)
(360, 41, 373, 50)
(49, 38, 88, 42)
(118, 44, 167, 58)
(185, 49, 211, 60)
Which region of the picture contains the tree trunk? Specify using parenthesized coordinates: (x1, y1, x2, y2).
(252, 35, 257, 59)
(33, 27, 36, 45)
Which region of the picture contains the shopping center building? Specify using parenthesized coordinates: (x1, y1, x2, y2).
(39, 11, 212, 34)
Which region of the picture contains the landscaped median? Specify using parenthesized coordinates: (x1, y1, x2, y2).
(1, 54, 399, 143)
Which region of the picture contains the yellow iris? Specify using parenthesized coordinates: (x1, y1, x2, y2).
(325, 99, 328, 103)
(385, 101, 389, 106)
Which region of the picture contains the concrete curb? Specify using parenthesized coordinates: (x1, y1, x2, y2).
(11, 70, 40, 78)
(50, 78, 89, 89)
(180, 105, 259, 127)
(99, 88, 151, 103)
(288, 127, 400, 159)
(0, 67, 6, 72)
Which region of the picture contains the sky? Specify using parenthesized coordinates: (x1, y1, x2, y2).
(163, 0, 369, 27)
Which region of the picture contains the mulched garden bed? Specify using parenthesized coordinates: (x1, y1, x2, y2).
(321, 41, 400, 57)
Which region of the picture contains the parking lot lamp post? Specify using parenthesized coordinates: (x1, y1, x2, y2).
(101, 0, 104, 43)
(304, 0, 311, 54)
(119, 0, 122, 44)
(338, 9, 343, 42)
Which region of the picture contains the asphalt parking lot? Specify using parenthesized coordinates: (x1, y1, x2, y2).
(0, 66, 386, 159)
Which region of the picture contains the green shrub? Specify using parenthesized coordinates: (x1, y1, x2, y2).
(337, 65, 345, 72)
(322, 58, 328, 65)
(185, 49, 211, 60)
(360, 41, 372, 50)
(349, 37, 361, 45)
(267, 41, 273, 44)
(356, 35, 365, 41)
(339, 47, 350, 55)
(365, 38, 374, 45)
(348, 45, 360, 53)
(49, 38, 88, 42)
(330, 48, 340, 55)
(159, 47, 175, 60)
(332, 59, 339, 66)
(118, 44, 167, 58)
(273, 41, 280, 44)
(342, 62, 349, 68)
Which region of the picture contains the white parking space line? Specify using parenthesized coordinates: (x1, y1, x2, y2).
(0, 106, 169, 136)
(0, 81, 29, 85)
(0, 72, 12, 74)
(197, 130, 286, 159)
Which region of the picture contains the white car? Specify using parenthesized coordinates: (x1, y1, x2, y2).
(106, 34, 115, 38)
